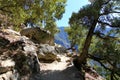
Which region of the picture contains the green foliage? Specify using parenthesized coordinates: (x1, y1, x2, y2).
(0, 0, 66, 33)
(90, 35, 120, 63)
(90, 37, 120, 79)
(67, 0, 120, 79)
(65, 23, 88, 52)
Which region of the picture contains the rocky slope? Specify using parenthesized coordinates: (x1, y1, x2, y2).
(0, 28, 104, 80)
(0, 29, 40, 80)
(0, 28, 68, 80)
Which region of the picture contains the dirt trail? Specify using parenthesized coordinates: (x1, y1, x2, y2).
(40, 55, 83, 80)
(31, 55, 104, 80)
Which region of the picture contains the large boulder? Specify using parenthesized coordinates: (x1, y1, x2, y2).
(37, 44, 61, 63)
(20, 27, 54, 45)
(0, 29, 40, 80)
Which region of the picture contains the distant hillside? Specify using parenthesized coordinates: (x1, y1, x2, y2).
(54, 27, 119, 49)
(54, 27, 70, 48)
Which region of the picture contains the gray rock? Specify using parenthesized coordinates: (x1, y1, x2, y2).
(0, 70, 19, 80)
(39, 44, 56, 54)
(55, 46, 67, 54)
(20, 27, 54, 44)
(37, 44, 61, 63)
(0, 29, 40, 80)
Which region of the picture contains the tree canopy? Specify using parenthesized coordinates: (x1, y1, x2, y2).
(67, 0, 120, 79)
(0, 0, 66, 34)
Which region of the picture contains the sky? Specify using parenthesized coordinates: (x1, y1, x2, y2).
(56, 0, 90, 27)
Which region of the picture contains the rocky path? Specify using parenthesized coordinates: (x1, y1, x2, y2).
(0, 29, 104, 80)
(39, 55, 83, 80)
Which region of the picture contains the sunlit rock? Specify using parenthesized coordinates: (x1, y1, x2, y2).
(0, 29, 40, 80)
(37, 44, 61, 63)
(20, 27, 54, 45)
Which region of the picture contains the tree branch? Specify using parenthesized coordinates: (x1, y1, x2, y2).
(100, 11, 120, 16)
(88, 54, 105, 60)
(103, 0, 111, 5)
(0, 5, 15, 13)
(97, 20, 120, 28)
(88, 54, 120, 77)
(88, 54, 111, 70)
(93, 32, 120, 40)
(0, 8, 12, 13)
(113, 74, 119, 80)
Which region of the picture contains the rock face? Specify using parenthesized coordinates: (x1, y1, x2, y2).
(0, 29, 68, 80)
(0, 29, 104, 80)
(0, 29, 40, 80)
(37, 44, 67, 63)
(20, 27, 54, 45)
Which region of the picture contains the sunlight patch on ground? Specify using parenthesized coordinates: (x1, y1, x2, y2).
(40, 55, 70, 71)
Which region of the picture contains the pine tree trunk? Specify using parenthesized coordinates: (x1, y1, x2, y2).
(110, 71, 114, 80)
(78, 22, 97, 65)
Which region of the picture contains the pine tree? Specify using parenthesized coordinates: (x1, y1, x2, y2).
(0, 0, 66, 33)
(68, 0, 120, 79)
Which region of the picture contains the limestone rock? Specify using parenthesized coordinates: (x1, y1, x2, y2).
(38, 44, 61, 63)
(0, 28, 104, 80)
(39, 44, 56, 54)
(0, 29, 40, 80)
(20, 27, 54, 45)
(55, 46, 67, 54)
